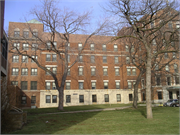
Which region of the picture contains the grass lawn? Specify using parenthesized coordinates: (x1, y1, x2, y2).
(23, 103, 132, 114)
(10, 106, 179, 134)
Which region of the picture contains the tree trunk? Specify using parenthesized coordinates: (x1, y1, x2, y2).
(58, 87, 64, 110)
(146, 54, 153, 119)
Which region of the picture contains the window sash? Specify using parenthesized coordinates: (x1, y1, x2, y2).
(46, 95, 51, 103)
(92, 95, 97, 102)
(21, 68, 28, 75)
(12, 68, 19, 75)
(52, 67, 57, 74)
(79, 95, 84, 103)
(46, 54, 51, 61)
(52, 54, 57, 61)
(22, 56, 28, 63)
(31, 68, 37, 75)
(21, 96, 27, 104)
(114, 57, 118, 64)
(117, 94, 121, 102)
(23, 44, 29, 50)
(103, 68, 108, 76)
(104, 94, 109, 102)
(11, 81, 18, 85)
(31, 96, 36, 104)
(23, 31, 29, 38)
(66, 82, 71, 89)
(104, 82, 108, 89)
(14, 31, 20, 37)
(66, 95, 71, 103)
(79, 82, 83, 89)
(90, 44, 94, 50)
(46, 82, 51, 90)
(132, 69, 136, 75)
(116, 82, 120, 89)
(103, 56, 107, 63)
(91, 56, 95, 63)
(78, 43, 82, 50)
(127, 68, 131, 76)
(114, 45, 118, 51)
(52, 95, 57, 103)
(128, 82, 132, 89)
(12, 55, 19, 62)
(31, 56, 38, 62)
(156, 76, 161, 86)
(102, 45, 106, 51)
(91, 82, 96, 89)
(21, 81, 28, 90)
(91, 68, 96, 76)
(79, 68, 83, 76)
(115, 68, 119, 76)
(31, 81, 37, 90)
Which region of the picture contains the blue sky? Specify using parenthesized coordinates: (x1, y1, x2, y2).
(4, 0, 108, 31)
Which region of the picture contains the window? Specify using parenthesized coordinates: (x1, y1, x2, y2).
(90, 44, 94, 51)
(52, 95, 57, 103)
(117, 94, 121, 102)
(114, 56, 118, 64)
(126, 56, 130, 64)
(46, 82, 51, 90)
(13, 43, 20, 49)
(167, 76, 171, 86)
(116, 82, 120, 89)
(79, 95, 84, 103)
(52, 67, 57, 74)
(68, 55, 70, 63)
(11, 81, 18, 85)
(104, 82, 108, 89)
(91, 82, 96, 89)
(78, 43, 82, 51)
(169, 91, 173, 99)
(46, 67, 51, 75)
(79, 82, 83, 89)
(115, 68, 119, 76)
(103, 56, 107, 63)
(23, 43, 29, 50)
(79, 55, 83, 62)
(92, 95, 97, 102)
(14, 31, 20, 37)
(52, 82, 56, 89)
(32, 32, 38, 38)
(150, 21, 154, 28)
(79, 67, 83, 76)
(31, 96, 36, 104)
(158, 92, 162, 100)
(114, 44, 118, 51)
(128, 81, 132, 89)
(156, 76, 161, 86)
(52, 54, 57, 61)
(132, 68, 136, 76)
(12, 55, 19, 62)
(165, 65, 169, 72)
(171, 42, 175, 47)
(32, 44, 38, 50)
(22, 56, 28, 63)
(31, 81, 37, 90)
(91, 68, 96, 76)
(125, 45, 129, 52)
(66, 95, 71, 103)
(12, 68, 19, 75)
(127, 68, 131, 76)
(31, 68, 37, 75)
(155, 63, 159, 71)
(131, 45, 135, 52)
(103, 68, 108, 76)
(91, 55, 95, 63)
(164, 53, 168, 59)
(141, 79, 145, 89)
(53, 42, 57, 49)
(176, 24, 180, 29)
(102, 44, 106, 51)
(163, 39, 166, 46)
(46, 54, 51, 61)
(66, 82, 71, 90)
(21, 81, 28, 90)
(175, 76, 179, 85)
(67, 69, 70, 76)
(46, 95, 51, 103)
(23, 31, 29, 38)
(174, 64, 178, 73)
(31, 55, 38, 62)
(21, 96, 27, 104)
(168, 21, 172, 29)
(47, 42, 51, 49)
(21, 68, 28, 75)
(152, 39, 156, 45)
(173, 52, 176, 58)
(129, 94, 133, 101)
(104, 94, 109, 102)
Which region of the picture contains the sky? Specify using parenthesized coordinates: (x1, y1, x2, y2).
(4, 0, 108, 32)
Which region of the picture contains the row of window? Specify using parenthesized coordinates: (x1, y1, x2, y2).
(155, 76, 180, 86)
(154, 63, 178, 73)
(12, 55, 38, 63)
(14, 31, 38, 38)
(12, 68, 38, 75)
(12, 81, 38, 90)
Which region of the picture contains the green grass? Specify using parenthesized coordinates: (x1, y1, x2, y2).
(23, 103, 132, 114)
(10, 106, 179, 134)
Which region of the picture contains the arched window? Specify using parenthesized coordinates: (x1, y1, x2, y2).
(23, 29, 29, 38)
(14, 28, 20, 37)
(32, 29, 38, 38)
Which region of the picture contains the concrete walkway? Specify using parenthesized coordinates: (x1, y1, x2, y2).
(45, 106, 131, 115)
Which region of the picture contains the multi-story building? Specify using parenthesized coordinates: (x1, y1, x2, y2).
(1, 0, 8, 87)
(8, 8, 179, 108)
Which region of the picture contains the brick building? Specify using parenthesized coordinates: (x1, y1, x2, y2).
(8, 9, 179, 108)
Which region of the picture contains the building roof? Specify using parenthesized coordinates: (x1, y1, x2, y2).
(26, 19, 42, 24)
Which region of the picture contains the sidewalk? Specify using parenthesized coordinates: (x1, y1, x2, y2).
(45, 106, 131, 115)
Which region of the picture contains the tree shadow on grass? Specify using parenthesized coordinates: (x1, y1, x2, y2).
(138, 107, 147, 118)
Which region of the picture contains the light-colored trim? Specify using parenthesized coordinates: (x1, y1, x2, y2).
(114, 66, 120, 68)
(115, 80, 121, 82)
(45, 80, 54, 82)
(157, 89, 162, 92)
(45, 65, 57, 67)
(127, 80, 136, 82)
(66, 80, 71, 82)
(126, 66, 136, 68)
(78, 66, 84, 68)
(103, 66, 108, 68)
(90, 66, 96, 68)
(78, 80, 84, 82)
(91, 80, 97, 82)
(103, 80, 109, 82)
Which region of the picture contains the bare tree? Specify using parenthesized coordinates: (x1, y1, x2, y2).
(8, 0, 107, 110)
(105, 0, 179, 118)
